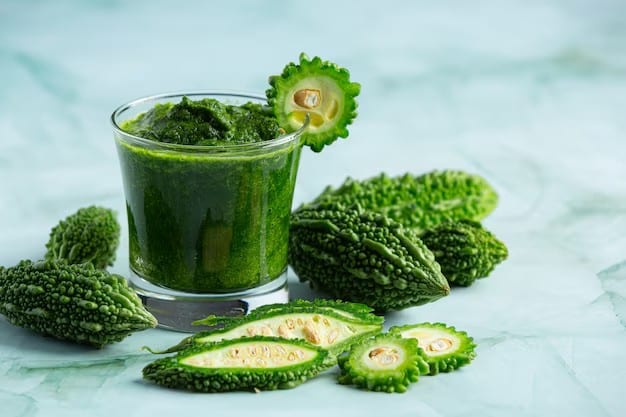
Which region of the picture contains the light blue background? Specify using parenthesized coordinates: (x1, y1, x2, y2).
(1, 1, 625, 416)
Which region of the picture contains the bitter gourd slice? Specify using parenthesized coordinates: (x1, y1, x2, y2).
(310, 170, 498, 232)
(289, 203, 450, 311)
(152, 300, 383, 355)
(337, 333, 429, 393)
(142, 336, 336, 392)
(390, 322, 476, 375)
(0, 260, 157, 347)
(266, 53, 361, 152)
(420, 220, 508, 286)
(250, 299, 380, 322)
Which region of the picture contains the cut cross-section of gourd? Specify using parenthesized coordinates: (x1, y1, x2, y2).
(143, 336, 336, 392)
(266, 53, 361, 152)
(390, 322, 477, 375)
(146, 299, 383, 355)
(338, 333, 429, 393)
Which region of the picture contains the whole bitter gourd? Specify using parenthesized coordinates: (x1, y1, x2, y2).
(143, 336, 336, 392)
(0, 260, 157, 347)
(310, 170, 498, 232)
(420, 220, 508, 286)
(390, 322, 476, 375)
(45, 205, 121, 269)
(153, 299, 383, 355)
(266, 53, 361, 152)
(288, 203, 450, 311)
(338, 333, 429, 393)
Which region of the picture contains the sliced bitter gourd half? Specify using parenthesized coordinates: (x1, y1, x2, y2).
(390, 322, 476, 375)
(148, 300, 383, 355)
(337, 333, 429, 393)
(250, 299, 381, 323)
(266, 53, 361, 152)
(143, 336, 336, 392)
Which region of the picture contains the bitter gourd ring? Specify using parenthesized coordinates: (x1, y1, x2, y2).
(266, 53, 361, 152)
(390, 322, 477, 375)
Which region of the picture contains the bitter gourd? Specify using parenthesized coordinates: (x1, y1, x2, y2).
(337, 333, 429, 393)
(420, 220, 508, 286)
(250, 298, 381, 322)
(142, 336, 336, 392)
(310, 170, 498, 232)
(45, 206, 121, 269)
(390, 322, 476, 375)
(0, 260, 157, 347)
(266, 53, 361, 152)
(289, 203, 450, 311)
(153, 299, 383, 355)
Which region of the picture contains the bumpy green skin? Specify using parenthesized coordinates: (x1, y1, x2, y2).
(0, 260, 157, 347)
(266, 53, 361, 152)
(338, 333, 429, 393)
(143, 336, 336, 392)
(153, 299, 383, 355)
(250, 299, 381, 322)
(289, 203, 450, 312)
(420, 220, 508, 287)
(390, 322, 477, 375)
(311, 171, 498, 233)
(45, 206, 121, 269)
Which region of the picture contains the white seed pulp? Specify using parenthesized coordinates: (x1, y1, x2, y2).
(399, 328, 460, 357)
(197, 313, 375, 348)
(361, 344, 404, 370)
(181, 341, 316, 369)
(285, 77, 344, 132)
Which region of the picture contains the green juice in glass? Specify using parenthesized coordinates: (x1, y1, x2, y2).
(112, 93, 305, 293)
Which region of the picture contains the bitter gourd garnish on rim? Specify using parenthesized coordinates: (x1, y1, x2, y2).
(266, 53, 361, 152)
(337, 333, 429, 393)
(142, 336, 336, 392)
(390, 322, 477, 375)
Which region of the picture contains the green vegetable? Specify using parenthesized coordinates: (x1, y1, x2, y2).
(266, 53, 361, 152)
(45, 206, 121, 269)
(152, 299, 383, 355)
(0, 260, 157, 347)
(289, 203, 450, 311)
(122, 97, 282, 146)
(337, 333, 429, 393)
(420, 220, 508, 286)
(311, 170, 498, 232)
(142, 336, 336, 392)
(390, 322, 476, 375)
(250, 298, 381, 322)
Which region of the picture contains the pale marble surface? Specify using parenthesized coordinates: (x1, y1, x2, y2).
(1, 1, 626, 416)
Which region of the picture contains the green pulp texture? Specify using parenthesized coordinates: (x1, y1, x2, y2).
(123, 97, 282, 145)
(117, 98, 302, 292)
(0, 260, 157, 347)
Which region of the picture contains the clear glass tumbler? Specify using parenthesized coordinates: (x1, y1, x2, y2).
(111, 92, 307, 330)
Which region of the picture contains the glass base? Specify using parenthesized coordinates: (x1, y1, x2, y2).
(129, 271, 289, 332)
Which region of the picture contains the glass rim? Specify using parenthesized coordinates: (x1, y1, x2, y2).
(110, 90, 309, 152)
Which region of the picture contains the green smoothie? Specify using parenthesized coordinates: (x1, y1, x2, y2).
(114, 95, 303, 293)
